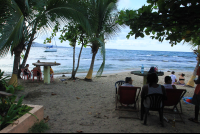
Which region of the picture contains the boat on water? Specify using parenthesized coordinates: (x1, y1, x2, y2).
(44, 45, 57, 52)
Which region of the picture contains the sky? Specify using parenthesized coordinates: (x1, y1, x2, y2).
(34, 0, 194, 52)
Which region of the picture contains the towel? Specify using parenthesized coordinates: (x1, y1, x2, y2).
(182, 96, 193, 104)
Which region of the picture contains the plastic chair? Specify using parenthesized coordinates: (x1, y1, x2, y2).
(31, 70, 42, 82)
(115, 86, 141, 119)
(163, 89, 186, 123)
(141, 93, 165, 126)
(21, 69, 29, 80)
(115, 80, 125, 94)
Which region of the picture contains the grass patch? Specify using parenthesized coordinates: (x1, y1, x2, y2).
(28, 120, 49, 133)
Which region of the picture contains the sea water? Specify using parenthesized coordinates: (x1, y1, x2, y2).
(0, 47, 197, 76)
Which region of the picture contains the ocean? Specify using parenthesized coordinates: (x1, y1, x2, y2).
(0, 47, 197, 76)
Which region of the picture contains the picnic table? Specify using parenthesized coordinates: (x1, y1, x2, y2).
(131, 71, 164, 85)
(32, 62, 60, 84)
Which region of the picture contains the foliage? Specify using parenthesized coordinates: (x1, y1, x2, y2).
(0, 69, 31, 130)
(0, 96, 33, 130)
(85, 0, 121, 77)
(0, 69, 24, 93)
(116, 0, 200, 46)
(28, 120, 49, 133)
(0, 70, 10, 91)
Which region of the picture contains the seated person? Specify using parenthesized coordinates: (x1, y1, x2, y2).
(50, 66, 54, 78)
(121, 77, 134, 87)
(170, 71, 177, 85)
(163, 76, 177, 89)
(177, 73, 185, 85)
(33, 65, 41, 80)
(141, 73, 167, 108)
(23, 64, 31, 79)
(119, 77, 134, 107)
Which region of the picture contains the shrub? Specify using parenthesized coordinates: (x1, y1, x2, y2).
(28, 120, 50, 133)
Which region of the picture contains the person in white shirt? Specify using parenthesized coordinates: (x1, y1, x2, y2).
(163, 76, 176, 89)
(121, 77, 134, 87)
(170, 71, 177, 85)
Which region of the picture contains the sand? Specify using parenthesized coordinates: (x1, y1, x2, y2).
(16, 71, 199, 133)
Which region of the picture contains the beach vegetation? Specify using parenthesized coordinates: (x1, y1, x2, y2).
(44, 21, 90, 80)
(28, 120, 49, 133)
(0, 71, 35, 130)
(0, 0, 91, 86)
(0, 95, 34, 131)
(84, 0, 121, 80)
(116, 0, 200, 47)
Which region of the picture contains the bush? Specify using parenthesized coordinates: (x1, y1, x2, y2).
(28, 120, 49, 133)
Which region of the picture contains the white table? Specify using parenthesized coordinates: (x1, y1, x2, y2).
(32, 62, 60, 84)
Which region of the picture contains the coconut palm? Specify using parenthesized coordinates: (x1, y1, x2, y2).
(186, 39, 200, 87)
(84, 0, 121, 81)
(0, 0, 90, 86)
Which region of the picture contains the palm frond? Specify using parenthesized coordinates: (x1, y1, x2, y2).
(0, 0, 24, 57)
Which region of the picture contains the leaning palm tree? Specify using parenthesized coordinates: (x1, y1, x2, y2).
(0, 0, 90, 86)
(84, 0, 121, 81)
(186, 39, 200, 87)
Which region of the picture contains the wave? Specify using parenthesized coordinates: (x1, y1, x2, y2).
(162, 60, 169, 62)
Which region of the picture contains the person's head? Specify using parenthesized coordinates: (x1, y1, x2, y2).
(25, 64, 29, 67)
(171, 71, 175, 74)
(165, 76, 172, 84)
(148, 67, 155, 73)
(181, 73, 185, 77)
(125, 77, 133, 84)
(37, 60, 40, 63)
(147, 73, 158, 87)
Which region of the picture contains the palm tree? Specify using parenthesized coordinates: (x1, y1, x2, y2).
(84, 0, 121, 81)
(0, 0, 90, 86)
(186, 39, 200, 87)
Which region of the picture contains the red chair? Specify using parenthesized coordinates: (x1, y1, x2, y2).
(31, 70, 42, 82)
(21, 69, 29, 80)
(163, 88, 186, 123)
(115, 86, 141, 119)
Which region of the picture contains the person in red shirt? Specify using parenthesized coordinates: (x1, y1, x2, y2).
(189, 66, 200, 123)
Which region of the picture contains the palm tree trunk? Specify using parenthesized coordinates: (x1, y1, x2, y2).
(8, 49, 21, 87)
(85, 51, 98, 80)
(18, 19, 39, 78)
(71, 44, 76, 79)
(71, 43, 84, 79)
(186, 58, 200, 87)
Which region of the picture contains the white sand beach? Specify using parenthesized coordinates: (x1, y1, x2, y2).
(16, 71, 199, 133)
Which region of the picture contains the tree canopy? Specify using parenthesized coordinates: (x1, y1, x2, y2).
(116, 0, 200, 46)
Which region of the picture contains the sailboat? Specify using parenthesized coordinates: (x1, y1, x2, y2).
(44, 39, 57, 52)
(44, 45, 57, 52)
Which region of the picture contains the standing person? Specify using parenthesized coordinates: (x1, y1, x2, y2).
(163, 76, 177, 89)
(189, 66, 200, 123)
(121, 77, 134, 87)
(170, 71, 177, 85)
(23, 64, 31, 79)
